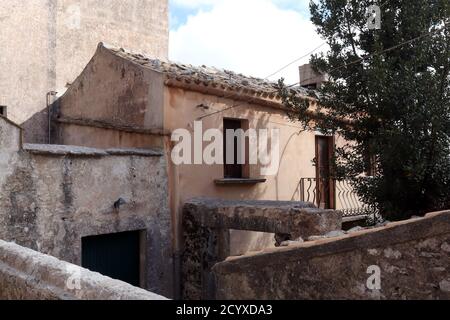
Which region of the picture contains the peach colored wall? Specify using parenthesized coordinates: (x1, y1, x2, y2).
(164, 87, 319, 203)
(163, 87, 327, 254)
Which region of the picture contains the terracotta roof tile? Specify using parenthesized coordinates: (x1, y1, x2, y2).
(101, 43, 314, 99)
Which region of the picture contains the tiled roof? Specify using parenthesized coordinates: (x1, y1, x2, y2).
(101, 43, 313, 100)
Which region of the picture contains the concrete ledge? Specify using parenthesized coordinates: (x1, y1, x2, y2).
(54, 116, 170, 137)
(183, 197, 341, 236)
(214, 178, 267, 185)
(0, 240, 168, 300)
(23, 144, 163, 157)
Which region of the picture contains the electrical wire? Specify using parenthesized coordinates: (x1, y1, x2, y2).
(264, 42, 327, 80)
(198, 18, 449, 120)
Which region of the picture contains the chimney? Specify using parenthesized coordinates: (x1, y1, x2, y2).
(299, 64, 328, 89)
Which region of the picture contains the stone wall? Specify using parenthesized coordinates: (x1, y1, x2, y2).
(0, 0, 168, 143)
(0, 240, 168, 300)
(182, 198, 342, 300)
(213, 210, 450, 300)
(0, 117, 173, 297)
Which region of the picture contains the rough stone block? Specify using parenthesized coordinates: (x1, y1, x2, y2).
(182, 198, 342, 300)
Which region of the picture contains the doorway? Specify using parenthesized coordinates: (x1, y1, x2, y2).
(315, 136, 336, 209)
(81, 230, 143, 287)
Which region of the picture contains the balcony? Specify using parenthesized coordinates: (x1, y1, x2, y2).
(299, 178, 373, 218)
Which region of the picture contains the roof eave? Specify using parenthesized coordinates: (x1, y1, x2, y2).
(164, 78, 316, 111)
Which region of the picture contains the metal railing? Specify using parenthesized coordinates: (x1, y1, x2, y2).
(299, 178, 372, 217)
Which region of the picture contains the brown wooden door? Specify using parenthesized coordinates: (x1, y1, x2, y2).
(315, 136, 335, 209)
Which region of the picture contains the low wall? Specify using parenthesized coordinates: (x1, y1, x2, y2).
(213, 210, 450, 300)
(0, 240, 168, 300)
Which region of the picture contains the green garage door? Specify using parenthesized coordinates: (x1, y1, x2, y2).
(82, 231, 141, 287)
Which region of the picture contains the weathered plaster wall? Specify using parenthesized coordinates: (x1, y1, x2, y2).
(0, 0, 168, 143)
(52, 46, 350, 258)
(0, 118, 173, 297)
(0, 240, 168, 300)
(49, 46, 354, 297)
(0, 116, 22, 152)
(163, 87, 348, 258)
(54, 123, 164, 149)
(55, 45, 165, 131)
(164, 87, 320, 203)
(213, 211, 450, 300)
(53, 44, 165, 149)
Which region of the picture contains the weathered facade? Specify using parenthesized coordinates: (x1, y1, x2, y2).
(1, 0, 445, 303)
(1, 38, 449, 299)
(0, 116, 173, 297)
(0, 0, 168, 143)
(47, 43, 369, 297)
(51, 43, 357, 257)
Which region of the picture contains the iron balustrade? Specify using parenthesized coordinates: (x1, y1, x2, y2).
(299, 178, 372, 217)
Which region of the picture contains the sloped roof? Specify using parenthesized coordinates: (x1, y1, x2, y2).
(101, 43, 313, 102)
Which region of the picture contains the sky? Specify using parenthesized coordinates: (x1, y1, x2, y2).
(169, 0, 326, 84)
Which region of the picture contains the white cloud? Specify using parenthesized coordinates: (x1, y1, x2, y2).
(169, 0, 325, 84)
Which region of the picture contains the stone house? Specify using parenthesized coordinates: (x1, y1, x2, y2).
(43, 43, 365, 294)
(52, 43, 348, 243)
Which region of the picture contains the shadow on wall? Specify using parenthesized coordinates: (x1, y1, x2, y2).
(21, 107, 49, 144)
(210, 110, 273, 256)
(280, 130, 303, 201)
(204, 107, 313, 257)
(245, 108, 309, 203)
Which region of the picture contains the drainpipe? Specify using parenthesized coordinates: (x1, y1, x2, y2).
(172, 160, 182, 300)
(46, 91, 57, 144)
(165, 136, 182, 299)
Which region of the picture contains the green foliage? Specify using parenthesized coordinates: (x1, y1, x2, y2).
(280, 0, 450, 220)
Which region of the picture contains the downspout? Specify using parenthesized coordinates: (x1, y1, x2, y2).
(46, 0, 57, 144)
(165, 136, 182, 299)
(46, 91, 57, 144)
